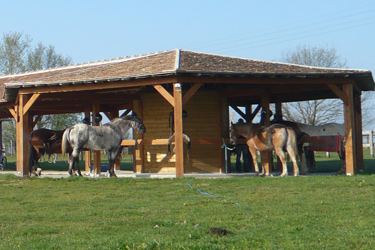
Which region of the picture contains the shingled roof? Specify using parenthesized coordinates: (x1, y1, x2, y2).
(0, 49, 373, 101)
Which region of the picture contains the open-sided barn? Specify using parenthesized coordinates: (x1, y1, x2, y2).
(0, 49, 373, 177)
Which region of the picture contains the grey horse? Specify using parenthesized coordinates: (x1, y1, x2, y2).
(62, 112, 146, 177)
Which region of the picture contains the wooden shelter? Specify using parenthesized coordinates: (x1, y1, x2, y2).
(0, 49, 373, 177)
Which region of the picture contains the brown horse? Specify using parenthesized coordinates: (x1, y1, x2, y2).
(29, 128, 71, 176)
(230, 121, 300, 177)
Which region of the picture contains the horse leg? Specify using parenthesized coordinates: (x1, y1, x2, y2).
(108, 157, 117, 177)
(75, 156, 82, 177)
(68, 149, 80, 176)
(248, 146, 260, 175)
(28, 147, 39, 177)
(274, 148, 288, 177)
(108, 148, 122, 177)
(68, 154, 74, 176)
(259, 152, 267, 176)
(337, 145, 346, 175)
(286, 147, 299, 177)
(299, 145, 309, 174)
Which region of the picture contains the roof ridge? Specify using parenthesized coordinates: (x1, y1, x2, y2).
(174, 48, 181, 70)
(0, 50, 176, 80)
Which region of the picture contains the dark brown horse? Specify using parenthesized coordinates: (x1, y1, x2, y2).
(29, 128, 71, 176)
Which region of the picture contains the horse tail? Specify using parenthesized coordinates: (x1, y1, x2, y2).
(62, 128, 71, 156)
(183, 134, 191, 163)
(286, 127, 300, 161)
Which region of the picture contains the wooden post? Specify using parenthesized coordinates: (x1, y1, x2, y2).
(220, 97, 228, 173)
(275, 102, 283, 172)
(370, 130, 374, 158)
(354, 92, 364, 171)
(343, 84, 357, 175)
(92, 100, 101, 175)
(133, 100, 144, 173)
(174, 83, 184, 178)
(16, 94, 30, 176)
(84, 107, 92, 172)
(109, 110, 121, 170)
(261, 94, 272, 176)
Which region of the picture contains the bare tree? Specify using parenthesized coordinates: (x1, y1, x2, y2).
(280, 45, 347, 125)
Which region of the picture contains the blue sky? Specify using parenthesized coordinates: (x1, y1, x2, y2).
(1, 0, 374, 71)
(1, 0, 375, 127)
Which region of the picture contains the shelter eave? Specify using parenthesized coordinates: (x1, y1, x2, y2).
(175, 70, 375, 91)
(2, 72, 178, 102)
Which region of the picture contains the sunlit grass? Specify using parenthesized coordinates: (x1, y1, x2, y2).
(1, 175, 375, 249)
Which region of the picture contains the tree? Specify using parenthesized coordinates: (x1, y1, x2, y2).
(0, 32, 30, 74)
(0, 32, 79, 148)
(280, 45, 347, 125)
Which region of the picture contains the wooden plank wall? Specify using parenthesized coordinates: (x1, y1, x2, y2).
(141, 89, 222, 173)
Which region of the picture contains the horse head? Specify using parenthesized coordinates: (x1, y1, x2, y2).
(120, 112, 146, 134)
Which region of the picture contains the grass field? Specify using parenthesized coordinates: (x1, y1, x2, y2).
(1, 150, 375, 249)
(1, 174, 375, 249)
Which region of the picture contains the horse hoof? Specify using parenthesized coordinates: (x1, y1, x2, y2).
(280, 173, 288, 177)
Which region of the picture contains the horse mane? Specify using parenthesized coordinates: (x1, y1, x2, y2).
(106, 114, 146, 135)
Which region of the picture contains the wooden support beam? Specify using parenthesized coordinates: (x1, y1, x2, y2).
(133, 99, 144, 173)
(261, 94, 272, 175)
(249, 105, 261, 122)
(328, 84, 348, 105)
(230, 105, 247, 120)
(174, 83, 184, 178)
(92, 100, 101, 175)
(343, 84, 357, 175)
(31, 115, 42, 129)
(16, 94, 30, 176)
(183, 83, 202, 105)
(8, 107, 17, 120)
(275, 102, 283, 171)
(84, 107, 92, 172)
(120, 109, 132, 117)
(355, 92, 364, 171)
(23, 93, 40, 115)
(245, 105, 252, 122)
(154, 85, 174, 106)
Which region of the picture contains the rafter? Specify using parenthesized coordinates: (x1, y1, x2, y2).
(328, 84, 348, 105)
(183, 83, 202, 105)
(153, 84, 174, 106)
(22, 93, 41, 115)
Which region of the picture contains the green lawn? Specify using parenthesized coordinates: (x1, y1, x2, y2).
(1, 174, 375, 249)
(1, 149, 375, 249)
